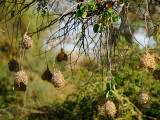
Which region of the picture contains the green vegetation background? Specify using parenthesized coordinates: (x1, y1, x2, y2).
(0, 5, 159, 120)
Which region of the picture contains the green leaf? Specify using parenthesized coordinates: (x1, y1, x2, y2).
(87, 4, 92, 11)
(87, 1, 95, 11)
(156, 65, 159, 69)
(112, 89, 119, 93)
(105, 91, 113, 98)
(108, 8, 113, 13)
(82, 11, 87, 18)
(80, 4, 85, 11)
(76, 9, 83, 18)
(88, 1, 94, 6)
(114, 76, 121, 85)
(93, 24, 99, 33)
(100, 14, 105, 20)
(104, 19, 109, 26)
(106, 12, 111, 17)
(11, 11, 15, 18)
(120, 0, 127, 2)
(93, 5, 98, 11)
(106, 91, 110, 99)
(99, 26, 103, 33)
(111, 15, 118, 22)
(106, 81, 113, 91)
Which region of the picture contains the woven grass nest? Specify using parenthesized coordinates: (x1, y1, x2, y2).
(99, 100, 116, 119)
(140, 48, 155, 70)
(8, 59, 21, 72)
(153, 69, 160, 80)
(138, 89, 150, 109)
(13, 70, 28, 92)
(99, 105, 110, 120)
(57, 48, 68, 62)
(97, 95, 107, 106)
(51, 69, 65, 88)
(41, 66, 52, 82)
(19, 33, 33, 50)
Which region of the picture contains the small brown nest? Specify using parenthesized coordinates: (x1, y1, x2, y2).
(19, 33, 33, 49)
(153, 69, 160, 80)
(8, 59, 21, 72)
(140, 48, 155, 70)
(13, 70, 28, 92)
(99, 105, 109, 120)
(97, 95, 107, 106)
(51, 69, 65, 88)
(41, 66, 52, 82)
(138, 89, 150, 108)
(57, 48, 68, 62)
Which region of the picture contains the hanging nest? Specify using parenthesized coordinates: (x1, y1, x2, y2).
(56, 48, 68, 62)
(13, 70, 28, 92)
(104, 100, 117, 117)
(138, 89, 150, 107)
(19, 33, 33, 49)
(41, 66, 52, 82)
(8, 59, 21, 72)
(51, 69, 65, 88)
(140, 48, 155, 70)
(142, 102, 150, 109)
(153, 69, 160, 80)
(99, 105, 109, 120)
(97, 95, 107, 106)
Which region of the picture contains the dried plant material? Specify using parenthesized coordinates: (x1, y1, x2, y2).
(57, 48, 68, 62)
(19, 33, 33, 49)
(99, 105, 109, 120)
(138, 89, 150, 106)
(141, 48, 156, 70)
(8, 59, 20, 72)
(153, 69, 160, 80)
(41, 66, 52, 82)
(104, 100, 117, 116)
(51, 69, 65, 88)
(13, 71, 28, 92)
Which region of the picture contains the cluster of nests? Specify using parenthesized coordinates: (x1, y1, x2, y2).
(7, 34, 158, 119)
(41, 66, 65, 88)
(96, 47, 160, 119)
(8, 33, 67, 92)
(139, 48, 154, 108)
(97, 90, 150, 120)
